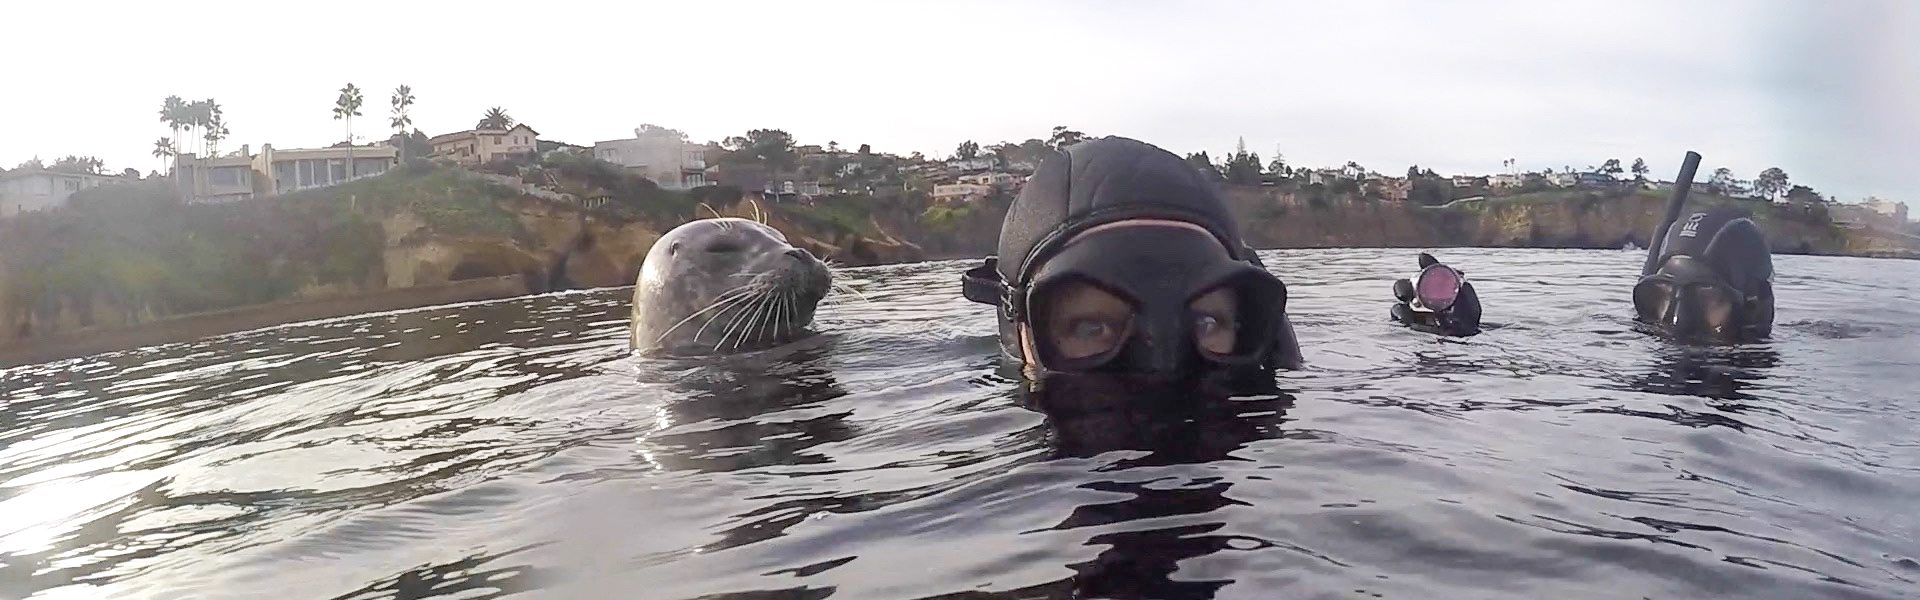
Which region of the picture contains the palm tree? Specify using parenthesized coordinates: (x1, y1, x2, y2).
(153, 137, 175, 174)
(203, 101, 228, 156)
(185, 99, 213, 158)
(390, 85, 416, 161)
(478, 106, 513, 130)
(334, 83, 364, 178)
(159, 96, 186, 158)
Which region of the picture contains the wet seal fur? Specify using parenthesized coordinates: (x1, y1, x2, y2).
(630, 218, 831, 355)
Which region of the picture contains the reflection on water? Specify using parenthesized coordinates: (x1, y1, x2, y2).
(2, 250, 1919, 599)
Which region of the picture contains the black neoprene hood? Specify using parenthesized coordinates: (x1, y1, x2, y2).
(995, 136, 1261, 292)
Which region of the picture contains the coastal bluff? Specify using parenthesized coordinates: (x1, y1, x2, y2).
(2, 166, 1913, 363)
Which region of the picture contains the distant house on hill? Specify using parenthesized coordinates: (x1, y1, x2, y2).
(1863, 196, 1909, 223)
(1575, 172, 1617, 188)
(947, 157, 995, 172)
(0, 168, 136, 217)
(1489, 173, 1523, 189)
(1374, 177, 1411, 202)
(593, 126, 709, 189)
(1451, 175, 1481, 188)
(1547, 172, 1578, 187)
(175, 143, 399, 203)
(932, 183, 995, 204)
(430, 124, 540, 165)
(958, 172, 1024, 189)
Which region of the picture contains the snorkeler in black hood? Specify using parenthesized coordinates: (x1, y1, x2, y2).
(1633, 206, 1775, 343)
(1390, 252, 1483, 337)
(962, 136, 1303, 379)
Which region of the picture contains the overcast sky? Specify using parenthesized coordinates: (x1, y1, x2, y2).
(3, 0, 1914, 202)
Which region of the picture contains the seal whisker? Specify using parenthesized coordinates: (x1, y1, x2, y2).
(654, 285, 760, 345)
(827, 281, 871, 305)
(689, 286, 765, 344)
(717, 291, 773, 351)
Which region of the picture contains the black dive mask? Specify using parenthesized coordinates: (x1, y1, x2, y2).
(1017, 226, 1285, 376)
(1633, 255, 1750, 341)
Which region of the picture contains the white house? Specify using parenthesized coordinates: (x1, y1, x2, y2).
(932, 183, 995, 203)
(1547, 172, 1579, 187)
(947, 157, 995, 172)
(0, 169, 134, 218)
(1490, 173, 1523, 189)
(958, 172, 1024, 189)
(593, 125, 709, 189)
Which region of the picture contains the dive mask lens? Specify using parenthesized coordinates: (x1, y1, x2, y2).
(1193, 269, 1286, 367)
(1632, 277, 1676, 324)
(1030, 278, 1138, 371)
(1414, 264, 1464, 312)
(1674, 282, 1740, 334)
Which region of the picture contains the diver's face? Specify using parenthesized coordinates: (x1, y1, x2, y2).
(1633, 256, 1747, 343)
(1024, 221, 1278, 376)
(1040, 280, 1239, 363)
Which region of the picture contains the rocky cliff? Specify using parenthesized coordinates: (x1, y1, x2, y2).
(3, 172, 1913, 351)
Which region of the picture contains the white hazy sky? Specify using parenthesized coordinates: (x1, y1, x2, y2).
(3, 0, 1915, 202)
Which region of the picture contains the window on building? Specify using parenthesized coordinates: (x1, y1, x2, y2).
(64, 180, 79, 191)
(492, 135, 503, 144)
(329, 159, 347, 183)
(210, 167, 241, 186)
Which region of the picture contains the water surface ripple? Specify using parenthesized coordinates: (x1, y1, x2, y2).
(2, 249, 1917, 599)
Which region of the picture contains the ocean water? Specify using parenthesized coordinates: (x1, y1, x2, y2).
(2, 248, 1918, 599)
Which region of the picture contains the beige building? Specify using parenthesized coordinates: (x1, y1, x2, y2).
(174, 143, 399, 203)
(174, 150, 258, 204)
(958, 172, 1024, 189)
(1862, 196, 1909, 222)
(1489, 173, 1523, 189)
(592, 125, 708, 189)
(1, 169, 134, 217)
(253, 144, 398, 195)
(932, 183, 995, 203)
(430, 124, 540, 165)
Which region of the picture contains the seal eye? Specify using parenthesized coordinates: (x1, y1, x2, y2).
(668, 242, 681, 256)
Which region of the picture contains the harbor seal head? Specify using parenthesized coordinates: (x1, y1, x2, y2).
(630, 218, 831, 355)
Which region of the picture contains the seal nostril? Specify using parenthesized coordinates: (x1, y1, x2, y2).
(785, 248, 812, 261)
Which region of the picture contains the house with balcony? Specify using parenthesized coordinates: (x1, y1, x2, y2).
(254, 143, 398, 196)
(593, 126, 709, 189)
(430, 124, 540, 165)
(1489, 173, 1523, 189)
(1, 168, 135, 217)
(175, 148, 258, 204)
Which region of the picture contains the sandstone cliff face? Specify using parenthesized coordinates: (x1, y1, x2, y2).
(1220, 186, 1887, 257)
(5, 181, 1914, 350)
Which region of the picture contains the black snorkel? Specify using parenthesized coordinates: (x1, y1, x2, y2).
(1643, 151, 1703, 278)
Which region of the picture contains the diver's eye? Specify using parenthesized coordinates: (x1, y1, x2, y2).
(1194, 314, 1234, 335)
(1068, 318, 1121, 341)
(1189, 287, 1240, 356)
(1039, 280, 1135, 361)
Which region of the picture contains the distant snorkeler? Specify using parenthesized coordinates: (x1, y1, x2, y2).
(1389, 252, 1483, 337)
(1633, 206, 1775, 343)
(960, 136, 1303, 384)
